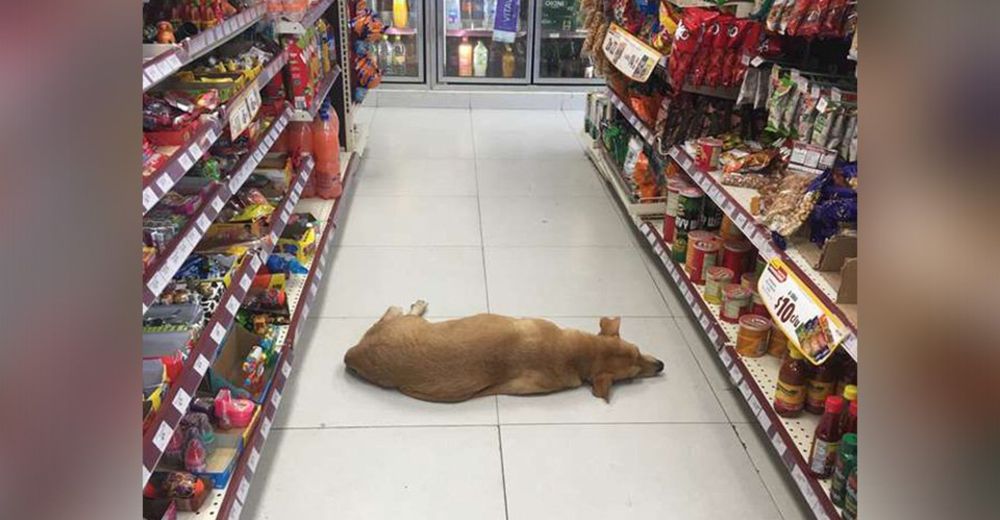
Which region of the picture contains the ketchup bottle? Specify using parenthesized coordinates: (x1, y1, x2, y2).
(773, 347, 810, 417)
(805, 360, 837, 414)
(841, 399, 858, 438)
(807, 395, 844, 478)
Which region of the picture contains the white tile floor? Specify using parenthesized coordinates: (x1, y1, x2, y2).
(243, 107, 812, 520)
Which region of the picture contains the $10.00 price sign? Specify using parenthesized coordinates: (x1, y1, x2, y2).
(602, 24, 662, 83)
(758, 258, 849, 365)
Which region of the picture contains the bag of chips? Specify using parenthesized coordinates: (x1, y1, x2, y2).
(667, 8, 717, 89)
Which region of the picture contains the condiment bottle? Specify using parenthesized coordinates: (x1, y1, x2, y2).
(840, 384, 858, 432)
(831, 433, 858, 507)
(773, 347, 809, 417)
(805, 360, 837, 414)
(841, 400, 858, 437)
(843, 465, 858, 519)
(835, 356, 857, 396)
(807, 395, 844, 478)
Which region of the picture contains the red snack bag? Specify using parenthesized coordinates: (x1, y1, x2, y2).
(798, 0, 829, 37)
(691, 15, 728, 86)
(729, 21, 762, 87)
(820, 0, 848, 37)
(720, 19, 749, 88)
(783, 0, 814, 36)
(705, 14, 736, 87)
(667, 8, 718, 90)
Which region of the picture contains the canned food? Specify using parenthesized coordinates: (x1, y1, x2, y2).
(688, 239, 720, 285)
(721, 283, 751, 323)
(662, 179, 689, 243)
(736, 314, 773, 357)
(685, 230, 716, 268)
(704, 266, 734, 304)
(695, 137, 724, 170)
(767, 328, 789, 357)
(721, 239, 753, 281)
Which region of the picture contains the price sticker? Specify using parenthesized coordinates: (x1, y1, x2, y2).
(282, 360, 292, 378)
(720, 349, 732, 367)
(211, 196, 224, 213)
(226, 295, 241, 317)
(270, 231, 278, 245)
(152, 422, 174, 452)
(260, 416, 272, 439)
(142, 73, 151, 90)
(240, 274, 252, 292)
(601, 23, 662, 82)
(187, 142, 202, 160)
(816, 96, 830, 114)
(142, 302, 149, 315)
(206, 126, 218, 143)
(145, 64, 161, 84)
(147, 270, 170, 296)
(659, 249, 670, 263)
(264, 132, 275, 148)
(738, 380, 751, 399)
(699, 316, 710, 330)
(842, 333, 858, 360)
(156, 172, 174, 193)
(155, 61, 173, 81)
(194, 354, 211, 376)
(253, 148, 264, 163)
(271, 389, 282, 409)
(771, 431, 787, 456)
(309, 283, 318, 298)
(143, 465, 152, 486)
(281, 207, 292, 223)
(228, 500, 243, 520)
(756, 407, 772, 431)
(314, 268, 323, 282)
(748, 394, 763, 417)
(653, 242, 664, 256)
(172, 388, 191, 414)
(247, 447, 261, 472)
(225, 19, 237, 33)
(165, 53, 182, 70)
(236, 476, 250, 502)
(758, 258, 850, 365)
(229, 102, 251, 140)
(750, 56, 765, 68)
(196, 214, 211, 232)
(229, 175, 243, 195)
(245, 87, 262, 120)
(142, 187, 158, 211)
(292, 181, 303, 197)
(722, 199, 734, 214)
(251, 254, 262, 272)
(734, 212, 747, 230)
(301, 302, 311, 317)
(211, 322, 227, 345)
(728, 364, 742, 384)
(708, 328, 719, 345)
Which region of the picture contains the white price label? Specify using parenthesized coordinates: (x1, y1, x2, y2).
(270, 231, 278, 245)
(750, 56, 765, 68)
(720, 349, 732, 367)
(728, 365, 742, 383)
(245, 87, 262, 120)
(292, 181, 303, 197)
(816, 97, 830, 114)
(250, 254, 262, 272)
(206, 127, 218, 143)
(194, 354, 210, 375)
(270, 389, 282, 408)
(211, 322, 227, 345)
(308, 283, 318, 298)
(738, 380, 751, 398)
(152, 422, 174, 452)
(708, 329, 719, 345)
(188, 141, 202, 159)
(653, 242, 664, 256)
(228, 500, 243, 520)
(680, 156, 692, 170)
(142, 73, 151, 90)
(722, 199, 734, 214)
(758, 258, 850, 364)
(756, 407, 772, 431)
(156, 172, 174, 192)
(229, 175, 243, 195)
(282, 360, 292, 378)
(699, 316, 710, 330)
(260, 416, 272, 439)
(314, 268, 323, 282)
(281, 207, 292, 223)
(196, 214, 211, 232)
(172, 388, 191, 414)
(601, 23, 662, 82)
(240, 274, 252, 292)
(264, 132, 275, 148)
(771, 431, 787, 457)
(247, 447, 260, 472)
(734, 213, 747, 230)
(211, 196, 224, 213)
(147, 270, 170, 296)
(155, 61, 173, 80)
(301, 303, 311, 318)
(143, 465, 151, 486)
(236, 476, 251, 503)
(748, 395, 763, 417)
(229, 102, 252, 140)
(253, 149, 264, 163)
(142, 187, 158, 211)
(226, 295, 241, 316)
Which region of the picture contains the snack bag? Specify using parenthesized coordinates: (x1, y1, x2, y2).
(729, 21, 762, 87)
(820, 0, 848, 36)
(718, 18, 748, 88)
(766, 0, 792, 32)
(798, 0, 829, 37)
(781, 0, 814, 36)
(691, 15, 727, 86)
(702, 14, 734, 87)
(667, 8, 718, 90)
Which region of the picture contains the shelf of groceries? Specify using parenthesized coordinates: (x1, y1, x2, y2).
(273, 0, 337, 35)
(290, 65, 342, 122)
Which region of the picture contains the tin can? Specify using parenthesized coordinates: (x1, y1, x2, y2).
(741, 271, 759, 292)
(662, 179, 689, 243)
(704, 266, 734, 304)
(767, 328, 789, 357)
(736, 314, 772, 357)
(720, 215, 742, 241)
(685, 230, 715, 268)
(688, 239, 720, 285)
(695, 137, 724, 170)
(671, 234, 689, 263)
(703, 200, 723, 231)
(754, 255, 767, 279)
(749, 290, 769, 317)
(675, 187, 704, 237)
(720, 284, 751, 323)
(721, 239, 753, 281)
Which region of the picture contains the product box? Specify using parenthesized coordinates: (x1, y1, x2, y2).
(284, 34, 317, 110)
(161, 71, 248, 102)
(277, 214, 318, 263)
(195, 432, 244, 489)
(144, 117, 204, 147)
(208, 324, 279, 404)
(142, 496, 177, 520)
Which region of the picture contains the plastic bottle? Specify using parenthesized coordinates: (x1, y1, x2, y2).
(458, 37, 473, 76)
(807, 395, 844, 478)
(473, 40, 488, 77)
(843, 465, 858, 519)
(830, 433, 858, 507)
(392, 35, 407, 76)
(446, 0, 462, 30)
(841, 399, 858, 438)
(773, 347, 809, 417)
(462, 0, 474, 29)
(393, 0, 409, 29)
(840, 384, 858, 432)
(311, 104, 342, 199)
(286, 122, 315, 197)
(377, 34, 394, 74)
(502, 44, 515, 78)
(805, 361, 837, 414)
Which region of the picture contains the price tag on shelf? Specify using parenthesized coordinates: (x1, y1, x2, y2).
(165, 53, 182, 71)
(699, 315, 710, 330)
(156, 172, 174, 192)
(196, 214, 211, 233)
(236, 476, 250, 503)
(314, 268, 323, 282)
(722, 199, 734, 214)
(171, 387, 192, 415)
(271, 389, 282, 409)
(738, 380, 752, 399)
(282, 360, 292, 378)
(771, 431, 787, 457)
(229, 101, 252, 140)
(680, 155, 692, 170)
(225, 18, 237, 33)
(253, 148, 264, 163)
(152, 422, 174, 452)
(211, 322, 227, 345)
(142, 187, 158, 211)
(708, 328, 720, 345)
(260, 416, 272, 439)
(758, 258, 851, 365)
(270, 231, 278, 245)
(264, 132, 275, 148)
(734, 212, 747, 230)
(653, 241, 664, 256)
(187, 142, 202, 160)
(154, 61, 173, 81)
(309, 283, 318, 298)
(281, 207, 292, 223)
(250, 254, 262, 273)
(206, 126, 218, 143)
(292, 181, 303, 198)
(301, 300, 311, 317)
(240, 273, 252, 292)
(245, 87, 262, 122)
(756, 406, 772, 431)
(728, 364, 742, 384)
(142, 73, 151, 91)
(748, 394, 763, 417)
(147, 270, 170, 297)
(228, 500, 243, 520)
(842, 333, 858, 360)
(247, 447, 261, 473)
(226, 295, 241, 317)
(143, 465, 151, 486)
(601, 23, 662, 82)
(211, 196, 224, 214)
(194, 354, 210, 376)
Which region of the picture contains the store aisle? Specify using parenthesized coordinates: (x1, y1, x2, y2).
(242, 107, 809, 519)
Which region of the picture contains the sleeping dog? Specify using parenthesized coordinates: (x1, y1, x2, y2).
(343, 300, 664, 402)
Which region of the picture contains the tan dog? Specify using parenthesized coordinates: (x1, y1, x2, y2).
(343, 300, 664, 402)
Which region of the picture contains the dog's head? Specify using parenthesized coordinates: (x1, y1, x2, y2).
(589, 317, 664, 402)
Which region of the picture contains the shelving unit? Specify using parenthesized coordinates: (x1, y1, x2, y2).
(143, 4, 268, 92)
(176, 152, 361, 520)
(605, 87, 656, 146)
(290, 66, 342, 122)
(142, 156, 314, 485)
(273, 0, 337, 35)
(584, 137, 665, 216)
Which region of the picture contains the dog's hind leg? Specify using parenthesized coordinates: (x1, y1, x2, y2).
(377, 305, 404, 324)
(408, 299, 428, 317)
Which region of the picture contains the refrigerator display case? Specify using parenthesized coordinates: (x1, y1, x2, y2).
(533, 0, 601, 84)
(373, 0, 426, 82)
(436, 0, 532, 84)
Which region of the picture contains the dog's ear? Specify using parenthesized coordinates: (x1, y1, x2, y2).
(591, 373, 614, 402)
(599, 316, 621, 337)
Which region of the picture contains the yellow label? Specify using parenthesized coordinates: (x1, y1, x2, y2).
(775, 380, 806, 406)
(806, 380, 835, 406)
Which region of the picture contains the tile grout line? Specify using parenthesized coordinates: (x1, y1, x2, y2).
(272, 420, 736, 431)
(729, 424, 798, 520)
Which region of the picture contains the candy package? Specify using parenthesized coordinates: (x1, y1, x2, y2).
(691, 15, 727, 86)
(668, 8, 717, 89)
(766, 0, 792, 32)
(728, 21, 762, 88)
(797, 0, 830, 37)
(719, 19, 748, 88)
(780, 0, 812, 36)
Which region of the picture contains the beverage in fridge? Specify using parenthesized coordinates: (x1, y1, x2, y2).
(438, 0, 529, 83)
(381, 0, 426, 82)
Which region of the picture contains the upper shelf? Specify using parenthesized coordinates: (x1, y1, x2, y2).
(290, 66, 342, 122)
(273, 0, 337, 35)
(606, 88, 656, 146)
(445, 28, 528, 38)
(142, 3, 267, 93)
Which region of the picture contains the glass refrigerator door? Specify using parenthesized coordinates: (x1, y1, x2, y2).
(532, 0, 602, 84)
(375, 0, 426, 82)
(437, 0, 531, 83)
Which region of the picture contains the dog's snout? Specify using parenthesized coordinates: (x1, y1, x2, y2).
(654, 359, 665, 373)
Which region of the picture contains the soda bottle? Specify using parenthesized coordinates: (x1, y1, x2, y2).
(392, 35, 407, 76)
(393, 0, 408, 29)
(311, 103, 342, 199)
(286, 122, 315, 197)
(473, 40, 488, 77)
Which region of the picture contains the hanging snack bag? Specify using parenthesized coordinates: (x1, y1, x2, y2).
(781, 0, 813, 35)
(798, 0, 830, 37)
(668, 8, 718, 89)
(703, 14, 734, 87)
(819, 0, 848, 37)
(796, 85, 820, 139)
(767, 76, 794, 133)
(766, 0, 792, 32)
(729, 21, 762, 88)
(719, 19, 749, 88)
(691, 15, 726, 86)
(736, 67, 760, 106)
